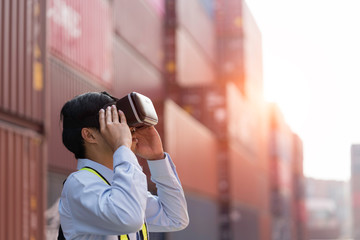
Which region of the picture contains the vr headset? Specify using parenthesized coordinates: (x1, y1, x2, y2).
(103, 92, 158, 129)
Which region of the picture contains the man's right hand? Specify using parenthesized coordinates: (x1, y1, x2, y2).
(99, 105, 132, 151)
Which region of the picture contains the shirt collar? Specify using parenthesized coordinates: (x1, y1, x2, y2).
(77, 158, 114, 183)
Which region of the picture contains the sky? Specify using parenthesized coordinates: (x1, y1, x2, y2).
(245, 0, 360, 180)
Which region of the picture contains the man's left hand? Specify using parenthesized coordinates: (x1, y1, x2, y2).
(131, 126, 165, 160)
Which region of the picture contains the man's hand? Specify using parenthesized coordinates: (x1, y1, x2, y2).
(132, 126, 165, 160)
(99, 105, 132, 151)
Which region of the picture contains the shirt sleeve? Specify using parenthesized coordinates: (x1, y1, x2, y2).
(145, 153, 189, 232)
(61, 146, 148, 236)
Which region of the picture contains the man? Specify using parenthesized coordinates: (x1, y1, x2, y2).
(59, 92, 189, 240)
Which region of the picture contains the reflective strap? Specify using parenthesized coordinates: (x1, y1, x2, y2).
(80, 167, 148, 240)
(120, 235, 129, 240)
(80, 167, 110, 185)
(140, 222, 148, 240)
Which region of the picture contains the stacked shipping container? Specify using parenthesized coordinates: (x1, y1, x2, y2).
(0, 0, 306, 239)
(165, 1, 222, 239)
(268, 104, 307, 240)
(46, 3, 114, 231)
(351, 145, 360, 240)
(47, 0, 113, 173)
(292, 134, 307, 240)
(164, 100, 219, 240)
(46, 0, 167, 238)
(305, 178, 348, 239)
(0, 123, 45, 240)
(112, 0, 164, 99)
(225, 3, 270, 239)
(0, 0, 46, 239)
(0, 0, 45, 125)
(227, 83, 270, 240)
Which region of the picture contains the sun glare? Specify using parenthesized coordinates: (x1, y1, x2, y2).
(263, 55, 309, 136)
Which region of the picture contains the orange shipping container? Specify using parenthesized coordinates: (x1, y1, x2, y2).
(164, 100, 218, 198)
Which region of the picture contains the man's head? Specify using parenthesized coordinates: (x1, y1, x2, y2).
(60, 92, 116, 159)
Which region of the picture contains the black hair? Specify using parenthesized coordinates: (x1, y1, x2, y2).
(60, 92, 117, 159)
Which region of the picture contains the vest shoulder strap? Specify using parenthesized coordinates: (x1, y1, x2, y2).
(80, 166, 110, 185)
(80, 167, 148, 240)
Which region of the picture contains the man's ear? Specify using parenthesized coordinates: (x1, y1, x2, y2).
(81, 128, 97, 144)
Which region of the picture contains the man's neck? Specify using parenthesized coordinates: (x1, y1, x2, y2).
(85, 151, 113, 170)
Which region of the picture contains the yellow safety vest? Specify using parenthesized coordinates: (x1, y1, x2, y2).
(80, 167, 149, 240)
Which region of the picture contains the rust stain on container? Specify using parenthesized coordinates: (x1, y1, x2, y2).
(33, 61, 44, 91)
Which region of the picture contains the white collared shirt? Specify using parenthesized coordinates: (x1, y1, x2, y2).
(59, 146, 189, 240)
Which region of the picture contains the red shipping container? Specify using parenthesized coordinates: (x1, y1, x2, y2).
(47, 57, 104, 172)
(177, 29, 215, 87)
(177, 0, 216, 61)
(242, 2, 263, 103)
(278, 160, 292, 194)
(260, 213, 271, 240)
(216, 0, 245, 92)
(229, 146, 269, 210)
(164, 100, 218, 198)
(48, 0, 112, 86)
(353, 192, 360, 208)
(198, 0, 215, 19)
(216, 0, 243, 37)
(0, 122, 45, 240)
(0, 0, 45, 124)
(113, 0, 163, 70)
(112, 38, 163, 100)
(144, 0, 165, 16)
(292, 134, 304, 176)
(226, 83, 263, 153)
